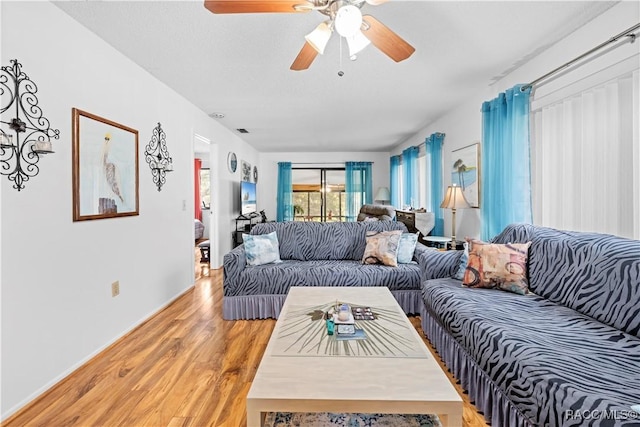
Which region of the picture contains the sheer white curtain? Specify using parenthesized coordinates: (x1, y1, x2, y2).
(531, 62, 639, 239)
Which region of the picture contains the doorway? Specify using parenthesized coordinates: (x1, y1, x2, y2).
(192, 133, 218, 280)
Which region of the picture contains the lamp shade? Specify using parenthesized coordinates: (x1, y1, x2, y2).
(305, 22, 332, 54)
(346, 30, 371, 57)
(375, 186, 391, 202)
(440, 184, 470, 209)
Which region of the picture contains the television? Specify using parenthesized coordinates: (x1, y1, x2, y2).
(240, 180, 257, 216)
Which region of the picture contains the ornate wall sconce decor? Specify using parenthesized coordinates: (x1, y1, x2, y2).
(144, 122, 173, 191)
(1, 59, 60, 191)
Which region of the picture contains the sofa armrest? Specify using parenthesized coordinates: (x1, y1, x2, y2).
(414, 243, 462, 280)
(223, 244, 247, 295)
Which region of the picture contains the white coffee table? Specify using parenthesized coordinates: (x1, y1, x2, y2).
(246, 287, 462, 426)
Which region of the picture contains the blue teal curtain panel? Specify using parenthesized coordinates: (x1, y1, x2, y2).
(390, 155, 401, 208)
(402, 146, 419, 208)
(481, 85, 532, 240)
(345, 162, 373, 221)
(426, 133, 445, 236)
(276, 162, 293, 222)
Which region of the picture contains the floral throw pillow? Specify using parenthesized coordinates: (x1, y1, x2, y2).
(243, 231, 282, 266)
(462, 239, 532, 294)
(362, 230, 402, 267)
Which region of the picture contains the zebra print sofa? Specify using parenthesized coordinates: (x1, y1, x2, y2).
(223, 221, 432, 320)
(419, 224, 640, 427)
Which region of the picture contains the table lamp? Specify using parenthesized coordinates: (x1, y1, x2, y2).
(440, 184, 470, 247)
(375, 187, 391, 205)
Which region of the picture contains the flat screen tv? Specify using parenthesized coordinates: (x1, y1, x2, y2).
(240, 180, 257, 216)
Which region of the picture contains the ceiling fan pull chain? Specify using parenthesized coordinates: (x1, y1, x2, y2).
(338, 36, 344, 76)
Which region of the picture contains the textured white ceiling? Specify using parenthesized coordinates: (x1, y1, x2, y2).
(55, 1, 615, 152)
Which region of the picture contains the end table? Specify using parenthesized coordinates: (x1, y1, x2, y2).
(424, 236, 464, 250)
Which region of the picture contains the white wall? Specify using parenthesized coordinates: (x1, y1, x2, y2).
(0, 1, 257, 419)
(195, 152, 210, 169)
(258, 152, 390, 221)
(392, 1, 639, 240)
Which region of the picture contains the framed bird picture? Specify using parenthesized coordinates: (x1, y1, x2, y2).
(451, 142, 480, 208)
(72, 108, 139, 221)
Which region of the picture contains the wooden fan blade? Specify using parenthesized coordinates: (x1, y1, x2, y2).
(290, 41, 318, 71)
(362, 15, 415, 62)
(204, 0, 309, 14)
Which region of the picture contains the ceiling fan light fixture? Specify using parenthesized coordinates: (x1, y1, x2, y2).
(334, 5, 362, 38)
(346, 29, 371, 57)
(305, 21, 332, 54)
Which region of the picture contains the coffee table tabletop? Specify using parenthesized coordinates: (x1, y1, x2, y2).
(246, 287, 462, 427)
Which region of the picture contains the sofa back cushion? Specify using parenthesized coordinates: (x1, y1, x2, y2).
(528, 227, 640, 337)
(250, 221, 408, 261)
(492, 223, 640, 337)
(490, 223, 538, 245)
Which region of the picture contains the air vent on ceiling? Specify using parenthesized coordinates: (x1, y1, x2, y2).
(209, 112, 225, 119)
(236, 128, 249, 134)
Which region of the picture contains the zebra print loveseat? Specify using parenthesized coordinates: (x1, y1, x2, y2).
(223, 221, 432, 320)
(419, 224, 640, 427)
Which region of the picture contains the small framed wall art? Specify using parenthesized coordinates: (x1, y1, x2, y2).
(227, 152, 237, 173)
(241, 160, 251, 182)
(72, 108, 139, 221)
(451, 142, 480, 208)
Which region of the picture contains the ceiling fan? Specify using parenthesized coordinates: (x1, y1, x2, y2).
(203, 0, 415, 71)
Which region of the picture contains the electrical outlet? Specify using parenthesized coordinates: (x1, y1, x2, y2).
(111, 281, 120, 297)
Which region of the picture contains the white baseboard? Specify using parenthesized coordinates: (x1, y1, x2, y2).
(1, 284, 194, 422)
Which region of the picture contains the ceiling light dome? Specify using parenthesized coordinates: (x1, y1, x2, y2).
(334, 5, 362, 38)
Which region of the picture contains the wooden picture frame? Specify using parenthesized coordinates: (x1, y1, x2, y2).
(72, 108, 139, 221)
(451, 142, 480, 208)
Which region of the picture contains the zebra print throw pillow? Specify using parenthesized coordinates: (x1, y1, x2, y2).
(462, 239, 531, 294)
(362, 230, 402, 267)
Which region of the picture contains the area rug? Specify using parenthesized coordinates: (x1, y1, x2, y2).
(264, 412, 442, 427)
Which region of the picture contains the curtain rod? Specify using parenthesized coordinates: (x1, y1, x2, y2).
(522, 22, 640, 91)
(401, 132, 447, 150)
(292, 162, 373, 165)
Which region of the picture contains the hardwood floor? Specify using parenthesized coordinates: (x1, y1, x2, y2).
(4, 269, 489, 427)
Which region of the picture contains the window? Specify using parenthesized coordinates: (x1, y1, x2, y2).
(531, 69, 639, 239)
(396, 161, 404, 207)
(417, 145, 428, 210)
(394, 146, 428, 210)
(292, 168, 346, 222)
(200, 168, 210, 209)
(325, 169, 347, 222)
